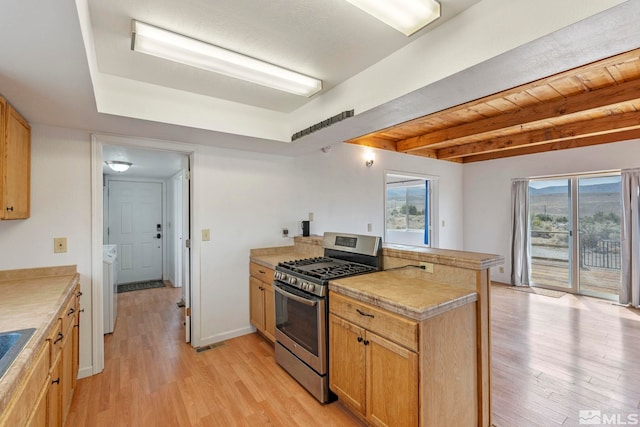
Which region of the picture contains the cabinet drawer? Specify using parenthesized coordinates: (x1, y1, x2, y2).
(0, 342, 49, 427)
(249, 262, 274, 283)
(330, 292, 418, 352)
(61, 293, 77, 334)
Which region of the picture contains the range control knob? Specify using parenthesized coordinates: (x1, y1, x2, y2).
(307, 284, 315, 292)
(289, 277, 297, 285)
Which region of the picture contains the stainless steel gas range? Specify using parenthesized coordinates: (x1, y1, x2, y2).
(273, 232, 382, 403)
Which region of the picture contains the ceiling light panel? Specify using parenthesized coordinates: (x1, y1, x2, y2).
(344, 0, 441, 36)
(131, 20, 322, 97)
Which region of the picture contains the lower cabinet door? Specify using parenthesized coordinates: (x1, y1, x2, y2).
(48, 357, 62, 427)
(249, 277, 265, 331)
(329, 314, 366, 415)
(26, 381, 48, 427)
(366, 332, 419, 427)
(62, 325, 74, 423)
(262, 283, 275, 342)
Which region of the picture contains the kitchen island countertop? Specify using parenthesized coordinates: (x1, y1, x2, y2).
(329, 270, 477, 321)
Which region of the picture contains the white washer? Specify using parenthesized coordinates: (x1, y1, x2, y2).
(103, 244, 118, 334)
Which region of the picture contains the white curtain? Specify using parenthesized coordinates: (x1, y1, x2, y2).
(511, 179, 530, 286)
(621, 168, 640, 307)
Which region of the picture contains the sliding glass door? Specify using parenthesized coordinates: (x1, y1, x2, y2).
(529, 179, 572, 290)
(577, 176, 622, 299)
(529, 174, 621, 299)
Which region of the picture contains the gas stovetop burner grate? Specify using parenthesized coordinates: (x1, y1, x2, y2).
(278, 257, 377, 282)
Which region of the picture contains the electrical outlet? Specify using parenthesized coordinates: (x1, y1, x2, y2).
(309, 212, 314, 221)
(54, 237, 67, 253)
(420, 262, 434, 273)
(367, 223, 372, 232)
(499, 266, 505, 274)
(282, 228, 289, 238)
(202, 229, 210, 241)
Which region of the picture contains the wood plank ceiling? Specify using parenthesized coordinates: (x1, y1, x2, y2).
(346, 48, 640, 163)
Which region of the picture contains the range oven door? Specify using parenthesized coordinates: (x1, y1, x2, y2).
(273, 281, 327, 375)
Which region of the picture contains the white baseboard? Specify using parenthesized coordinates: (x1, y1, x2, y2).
(78, 366, 95, 379)
(198, 326, 255, 347)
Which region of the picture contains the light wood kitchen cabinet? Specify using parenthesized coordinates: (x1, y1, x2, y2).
(329, 291, 477, 427)
(47, 287, 80, 427)
(0, 342, 49, 427)
(0, 96, 31, 220)
(249, 262, 275, 343)
(329, 295, 419, 427)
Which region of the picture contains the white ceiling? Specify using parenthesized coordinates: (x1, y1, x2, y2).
(102, 145, 186, 179)
(89, 0, 477, 113)
(0, 0, 637, 175)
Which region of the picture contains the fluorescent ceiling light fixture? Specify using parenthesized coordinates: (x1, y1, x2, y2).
(105, 161, 132, 172)
(344, 0, 441, 36)
(131, 20, 322, 97)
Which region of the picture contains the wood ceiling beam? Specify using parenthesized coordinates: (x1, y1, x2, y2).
(345, 136, 397, 151)
(460, 129, 640, 163)
(396, 78, 640, 153)
(437, 109, 640, 160)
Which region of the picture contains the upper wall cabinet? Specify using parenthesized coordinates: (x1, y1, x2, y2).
(0, 96, 31, 220)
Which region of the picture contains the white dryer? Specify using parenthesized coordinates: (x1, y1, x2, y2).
(103, 244, 118, 334)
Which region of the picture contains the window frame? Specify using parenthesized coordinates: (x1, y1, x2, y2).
(383, 170, 439, 248)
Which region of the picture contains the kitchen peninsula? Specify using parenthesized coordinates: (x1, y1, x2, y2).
(250, 236, 503, 427)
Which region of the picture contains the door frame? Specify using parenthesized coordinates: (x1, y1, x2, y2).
(90, 133, 200, 376)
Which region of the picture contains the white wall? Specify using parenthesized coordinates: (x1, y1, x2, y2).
(0, 124, 93, 374)
(291, 143, 464, 250)
(195, 146, 296, 344)
(463, 138, 640, 284)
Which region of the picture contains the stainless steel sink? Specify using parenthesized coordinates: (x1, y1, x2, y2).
(0, 328, 36, 379)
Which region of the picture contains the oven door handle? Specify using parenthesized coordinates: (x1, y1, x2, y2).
(274, 285, 318, 307)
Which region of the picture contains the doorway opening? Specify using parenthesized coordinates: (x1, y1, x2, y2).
(90, 134, 198, 376)
(529, 172, 621, 300)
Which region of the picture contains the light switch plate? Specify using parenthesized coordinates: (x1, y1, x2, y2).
(202, 229, 211, 241)
(54, 237, 67, 253)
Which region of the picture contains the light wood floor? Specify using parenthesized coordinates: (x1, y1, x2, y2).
(67, 283, 640, 426)
(491, 282, 640, 427)
(66, 285, 363, 427)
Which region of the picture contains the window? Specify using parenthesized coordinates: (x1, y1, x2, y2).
(384, 172, 437, 247)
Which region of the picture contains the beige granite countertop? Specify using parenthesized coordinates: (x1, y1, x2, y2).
(329, 271, 477, 321)
(0, 265, 79, 414)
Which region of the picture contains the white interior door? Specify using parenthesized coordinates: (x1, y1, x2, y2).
(108, 180, 163, 284)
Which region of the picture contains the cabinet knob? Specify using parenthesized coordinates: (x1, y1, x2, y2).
(54, 332, 64, 344)
(67, 307, 75, 316)
(52, 378, 60, 385)
(357, 336, 363, 343)
(6, 206, 13, 212)
(363, 340, 370, 346)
